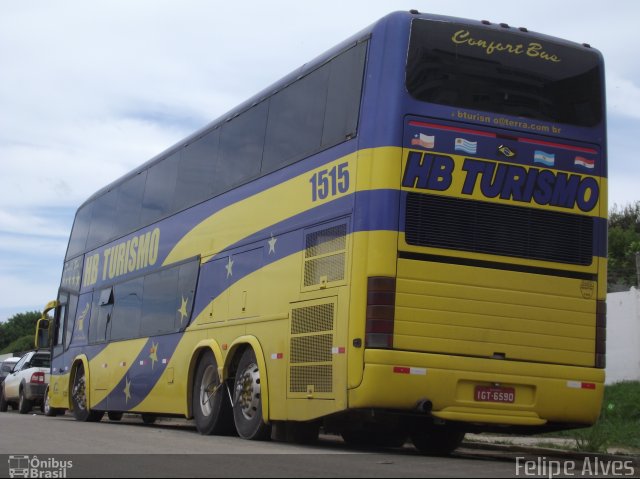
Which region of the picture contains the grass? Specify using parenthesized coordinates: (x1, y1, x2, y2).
(540, 381, 640, 453)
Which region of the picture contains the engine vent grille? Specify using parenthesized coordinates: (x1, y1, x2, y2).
(405, 193, 593, 266)
(289, 301, 335, 396)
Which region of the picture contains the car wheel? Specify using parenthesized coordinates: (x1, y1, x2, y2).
(0, 386, 8, 412)
(108, 411, 123, 421)
(44, 386, 60, 417)
(18, 388, 32, 414)
(141, 414, 156, 425)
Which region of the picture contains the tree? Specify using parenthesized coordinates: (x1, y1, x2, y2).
(608, 202, 640, 291)
(0, 311, 41, 353)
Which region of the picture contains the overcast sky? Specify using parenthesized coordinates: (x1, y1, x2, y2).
(1, 0, 638, 322)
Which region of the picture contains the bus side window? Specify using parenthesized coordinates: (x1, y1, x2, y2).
(140, 267, 179, 336)
(215, 102, 268, 194)
(54, 304, 66, 347)
(111, 278, 143, 341)
(64, 295, 79, 350)
(88, 287, 113, 344)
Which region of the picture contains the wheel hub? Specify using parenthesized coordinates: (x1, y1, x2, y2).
(235, 362, 261, 421)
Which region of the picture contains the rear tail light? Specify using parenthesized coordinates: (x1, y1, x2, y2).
(365, 277, 396, 349)
(30, 372, 45, 384)
(595, 300, 606, 369)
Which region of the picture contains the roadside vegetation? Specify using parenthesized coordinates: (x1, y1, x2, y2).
(608, 201, 640, 292)
(541, 381, 640, 453)
(0, 311, 40, 354)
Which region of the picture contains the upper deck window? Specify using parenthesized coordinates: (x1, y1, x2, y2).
(406, 19, 602, 127)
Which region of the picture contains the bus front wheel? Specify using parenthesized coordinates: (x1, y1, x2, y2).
(232, 349, 270, 440)
(192, 351, 234, 435)
(71, 364, 104, 422)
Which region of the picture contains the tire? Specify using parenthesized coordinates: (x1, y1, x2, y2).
(232, 349, 270, 440)
(18, 388, 32, 414)
(43, 386, 60, 417)
(141, 414, 156, 425)
(192, 351, 234, 435)
(0, 386, 8, 412)
(411, 427, 465, 456)
(71, 364, 104, 422)
(108, 411, 123, 421)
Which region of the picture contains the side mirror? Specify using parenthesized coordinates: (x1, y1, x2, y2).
(35, 318, 51, 349)
(34, 300, 58, 350)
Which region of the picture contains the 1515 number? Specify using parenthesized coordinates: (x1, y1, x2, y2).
(309, 163, 349, 201)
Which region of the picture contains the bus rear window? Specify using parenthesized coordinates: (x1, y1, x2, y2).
(406, 19, 603, 127)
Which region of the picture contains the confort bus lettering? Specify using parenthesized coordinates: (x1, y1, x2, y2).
(402, 151, 599, 212)
(82, 227, 161, 287)
(451, 29, 562, 63)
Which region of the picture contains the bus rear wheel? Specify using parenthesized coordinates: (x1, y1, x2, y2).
(71, 364, 104, 422)
(232, 349, 270, 440)
(192, 351, 234, 435)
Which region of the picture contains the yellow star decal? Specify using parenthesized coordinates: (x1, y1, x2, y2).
(178, 296, 189, 324)
(123, 377, 131, 403)
(149, 342, 159, 370)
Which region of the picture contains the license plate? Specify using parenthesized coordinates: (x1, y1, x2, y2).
(474, 386, 515, 403)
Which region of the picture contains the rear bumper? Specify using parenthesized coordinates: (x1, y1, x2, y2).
(23, 383, 47, 402)
(348, 349, 604, 427)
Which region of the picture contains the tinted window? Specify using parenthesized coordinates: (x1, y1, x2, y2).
(215, 102, 268, 193)
(176, 260, 198, 328)
(1, 361, 17, 374)
(322, 42, 367, 147)
(86, 188, 118, 251)
(114, 172, 146, 238)
(111, 277, 143, 340)
(141, 153, 179, 225)
(65, 294, 79, 349)
(30, 354, 50, 368)
(174, 130, 219, 212)
(89, 287, 113, 343)
(263, 66, 329, 173)
(406, 19, 603, 127)
(140, 266, 180, 336)
(13, 354, 29, 372)
(66, 203, 93, 259)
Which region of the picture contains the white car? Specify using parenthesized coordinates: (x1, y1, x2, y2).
(0, 357, 20, 386)
(0, 351, 50, 414)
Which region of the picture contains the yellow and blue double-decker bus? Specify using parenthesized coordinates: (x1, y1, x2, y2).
(38, 11, 606, 454)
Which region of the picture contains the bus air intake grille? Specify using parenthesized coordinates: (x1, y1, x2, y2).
(291, 303, 334, 335)
(290, 334, 333, 363)
(290, 365, 332, 393)
(289, 301, 335, 395)
(303, 223, 347, 287)
(405, 193, 593, 266)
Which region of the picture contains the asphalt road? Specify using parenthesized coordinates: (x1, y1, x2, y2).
(0, 409, 636, 478)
